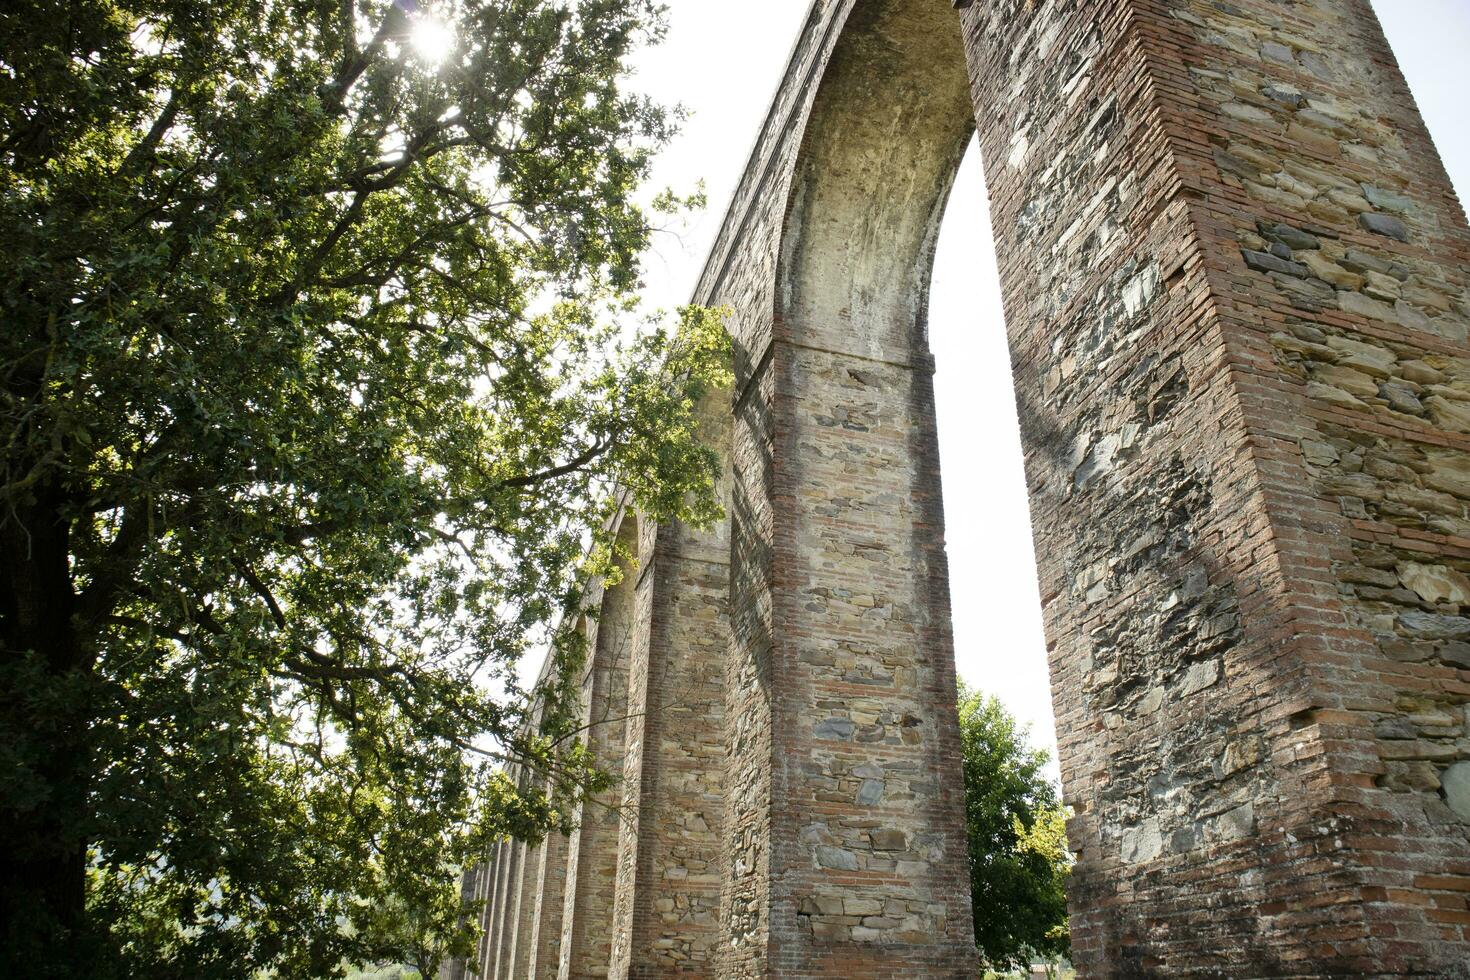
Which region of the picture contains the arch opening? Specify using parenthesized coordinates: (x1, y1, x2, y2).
(735, 0, 1022, 971)
(778, 0, 975, 354)
(930, 135, 1060, 777)
(777, 0, 1059, 774)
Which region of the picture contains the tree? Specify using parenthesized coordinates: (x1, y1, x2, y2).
(957, 684, 1072, 971)
(0, 0, 728, 975)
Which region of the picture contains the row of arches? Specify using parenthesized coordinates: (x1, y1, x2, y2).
(454, 0, 1470, 974)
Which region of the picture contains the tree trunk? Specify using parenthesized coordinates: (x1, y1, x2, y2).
(0, 480, 91, 969)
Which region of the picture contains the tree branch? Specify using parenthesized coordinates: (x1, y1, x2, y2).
(278, 439, 609, 546)
(232, 556, 287, 629)
(74, 502, 153, 630)
(117, 88, 181, 178)
(320, 0, 410, 114)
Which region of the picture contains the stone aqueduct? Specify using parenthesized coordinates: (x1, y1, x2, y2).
(444, 0, 1470, 975)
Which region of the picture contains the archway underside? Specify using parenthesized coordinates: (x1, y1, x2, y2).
(452, 0, 1470, 976)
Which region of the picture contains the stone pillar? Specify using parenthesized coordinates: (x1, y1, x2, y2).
(609, 402, 732, 978)
(720, 0, 980, 976)
(509, 832, 535, 977)
(608, 520, 658, 979)
(559, 520, 638, 979)
(526, 820, 569, 978)
(493, 841, 518, 980)
(438, 865, 479, 980)
(479, 852, 496, 975)
(498, 738, 548, 977)
(961, 0, 1470, 972)
(480, 842, 505, 980)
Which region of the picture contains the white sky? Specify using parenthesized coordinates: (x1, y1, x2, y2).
(629, 2, 1470, 768)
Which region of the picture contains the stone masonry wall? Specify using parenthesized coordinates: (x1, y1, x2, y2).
(449, 0, 1470, 975)
(608, 394, 732, 979)
(1164, 0, 1470, 967)
(557, 520, 638, 979)
(963, 0, 1470, 972)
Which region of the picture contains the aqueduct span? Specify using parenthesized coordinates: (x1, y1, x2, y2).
(448, 0, 1470, 975)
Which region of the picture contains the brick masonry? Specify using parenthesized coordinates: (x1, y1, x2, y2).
(558, 517, 640, 980)
(445, 0, 1470, 976)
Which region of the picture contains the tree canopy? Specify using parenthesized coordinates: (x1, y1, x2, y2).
(958, 685, 1072, 971)
(0, 0, 727, 976)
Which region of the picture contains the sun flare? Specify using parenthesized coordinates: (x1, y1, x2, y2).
(409, 16, 454, 65)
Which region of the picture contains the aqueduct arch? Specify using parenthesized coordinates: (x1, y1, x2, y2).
(452, 0, 1470, 976)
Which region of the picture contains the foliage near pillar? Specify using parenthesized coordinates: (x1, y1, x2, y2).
(0, 1, 728, 975)
(957, 686, 1071, 972)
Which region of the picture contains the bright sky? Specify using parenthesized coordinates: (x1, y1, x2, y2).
(630, 2, 1470, 769)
